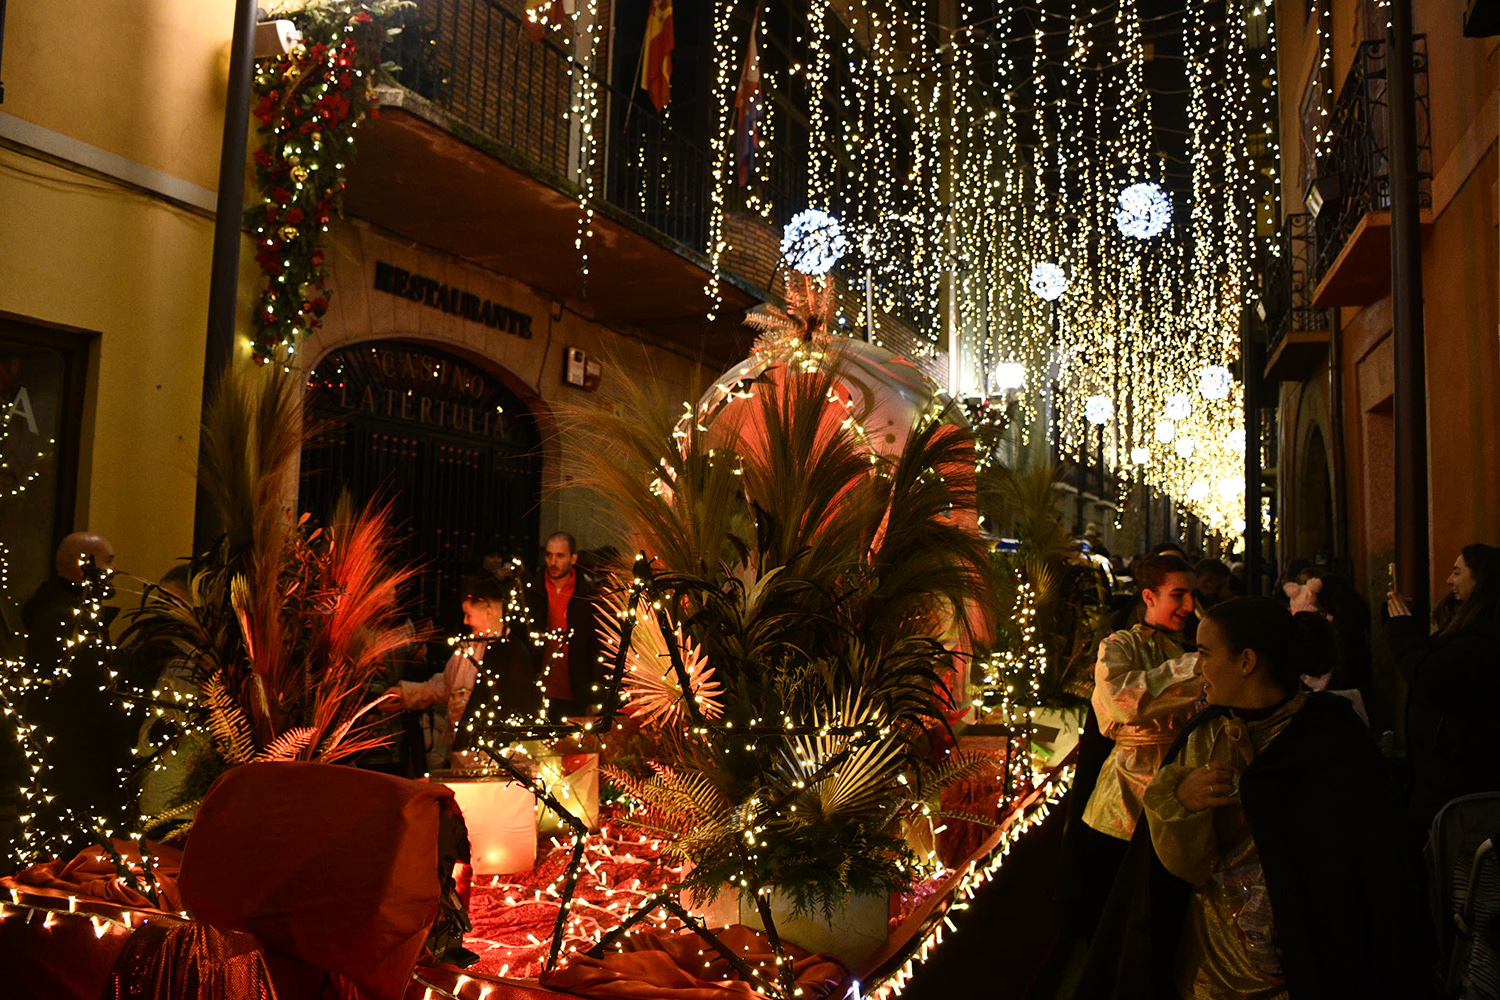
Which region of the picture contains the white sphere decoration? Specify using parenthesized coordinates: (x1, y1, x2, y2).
(1084, 394, 1115, 425)
(1198, 365, 1233, 400)
(1175, 436, 1197, 458)
(1028, 262, 1068, 301)
(993, 362, 1027, 391)
(1228, 427, 1247, 452)
(1130, 446, 1151, 465)
(1187, 479, 1210, 502)
(1115, 181, 1172, 239)
(780, 209, 848, 275)
(1233, 518, 1247, 534)
(1154, 419, 1176, 443)
(1219, 477, 1244, 501)
(1165, 393, 1192, 420)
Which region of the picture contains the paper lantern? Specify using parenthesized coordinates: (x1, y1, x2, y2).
(443, 779, 537, 875)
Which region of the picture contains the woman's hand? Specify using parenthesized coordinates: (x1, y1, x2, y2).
(1175, 762, 1239, 812)
(377, 687, 405, 713)
(1386, 584, 1412, 619)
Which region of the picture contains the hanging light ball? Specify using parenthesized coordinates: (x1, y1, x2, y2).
(1233, 518, 1247, 534)
(1028, 262, 1068, 301)
(1175, 436, 1197, 458)
(1228, 427, 1247, 452)
(1165, 393, 1192, 420)
(1219, 477, 1244, 501)
(1084, 394, 1115, 425)
(1154, 419, 1177, 443)
(1114, 181, 1172, 239)
(1198, 365, 1233, 400)
(993, 362, 1027, 391)
(780, 209, 848, 276)
(1187, 479, 1210, 502)
(1130, 446, 1151, 465)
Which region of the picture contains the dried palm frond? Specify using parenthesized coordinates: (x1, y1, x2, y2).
(253, 726, 317, 762)
(598, 595, 724, 727)
(201, 671, 255, 766)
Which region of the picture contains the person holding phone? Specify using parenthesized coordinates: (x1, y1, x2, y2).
(1081, 598, 1425, 999)
(1385, 542, 1500, 828)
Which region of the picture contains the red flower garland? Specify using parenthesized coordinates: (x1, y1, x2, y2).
(249, 5, 392, 361)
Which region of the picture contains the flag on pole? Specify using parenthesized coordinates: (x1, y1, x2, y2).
(525, 0, 570, 43)
(734, 12, 763, 187)
(640, 0, 674, 112)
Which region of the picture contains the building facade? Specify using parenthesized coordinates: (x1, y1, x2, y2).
(1264, 0, 1500, 610)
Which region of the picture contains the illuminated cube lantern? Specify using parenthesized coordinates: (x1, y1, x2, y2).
(442, 778, 537, 875)
(534, 752, 600, 835)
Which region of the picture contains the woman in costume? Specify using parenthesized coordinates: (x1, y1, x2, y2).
(1080, 597, 1427, 1000)
(382, 571, 540, 769)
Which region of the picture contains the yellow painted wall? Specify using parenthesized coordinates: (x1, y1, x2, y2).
(0, 0, 250, 595)
(4, 0, 235, 189)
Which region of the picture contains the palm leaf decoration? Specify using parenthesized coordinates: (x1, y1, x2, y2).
(598, 593, 724, 726)
(119, 365, 426, 837)
(574, 341, 995, 913)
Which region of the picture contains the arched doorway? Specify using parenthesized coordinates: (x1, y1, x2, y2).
(1295, 426, 1334, 564)
(300, 341, 542, 631)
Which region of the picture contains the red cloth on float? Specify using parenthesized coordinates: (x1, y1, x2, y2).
(100, 918, 277, 1000)
(539, 925, 851, 1000)
(177, 762, 456, 1000)
(4, 839, 183, 914)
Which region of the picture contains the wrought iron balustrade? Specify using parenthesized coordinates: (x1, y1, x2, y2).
(1261, 213, 1328, 358)
(1308, 35, 1431, 288)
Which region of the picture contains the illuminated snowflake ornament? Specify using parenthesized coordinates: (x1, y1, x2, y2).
(1165, 393, 1192, 420)
(1188, 479, 1210, 502)
(1028, 262, 1068, 301)
(1084, 394, 1115, 425)
(1175, 436, 1197, 458)
(1114, 182, 1172, 239)
(1130, 446, 1151, 465)
(1228, 427, 1247, 452)
(1198, 365, 1233, 400)
(1154, 419, 1177, 443)
(780, 209, 848, 276)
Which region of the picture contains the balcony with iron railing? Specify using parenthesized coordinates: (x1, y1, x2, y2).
(1305, 35, 1432, 308)
(337, 0, 935, 369)
(1260, 213, 1331, 381)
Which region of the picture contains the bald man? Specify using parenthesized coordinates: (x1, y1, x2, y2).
(22, 532, 117, 675)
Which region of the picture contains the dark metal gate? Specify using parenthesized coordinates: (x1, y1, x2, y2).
(300, 341, 541, 632)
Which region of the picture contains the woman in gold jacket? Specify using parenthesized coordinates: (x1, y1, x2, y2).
(1080, 598, 1429, 1000)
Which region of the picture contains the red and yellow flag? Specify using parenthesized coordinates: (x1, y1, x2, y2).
(640, 0, 675, 112)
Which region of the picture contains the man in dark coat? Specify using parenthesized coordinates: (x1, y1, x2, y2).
(1079, 692, 1431, 1000)
(525, 532, 604, 720)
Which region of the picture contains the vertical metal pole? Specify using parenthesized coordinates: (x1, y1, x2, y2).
(0, 0, 9, 103)
(1388, 1, 1429, 623)
(193, 0, 259, 556)
(1243, 309, 1264, 595)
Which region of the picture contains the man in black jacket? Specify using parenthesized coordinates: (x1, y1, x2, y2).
(526, 532, 604, 720)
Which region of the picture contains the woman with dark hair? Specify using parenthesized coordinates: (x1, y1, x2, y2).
(1081, 597, 1425, 1000)
(381, 571, 541, 770)
(1386, 542, 1500, 827)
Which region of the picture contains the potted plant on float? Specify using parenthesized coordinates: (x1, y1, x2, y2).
(580, 292, 997, 968)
